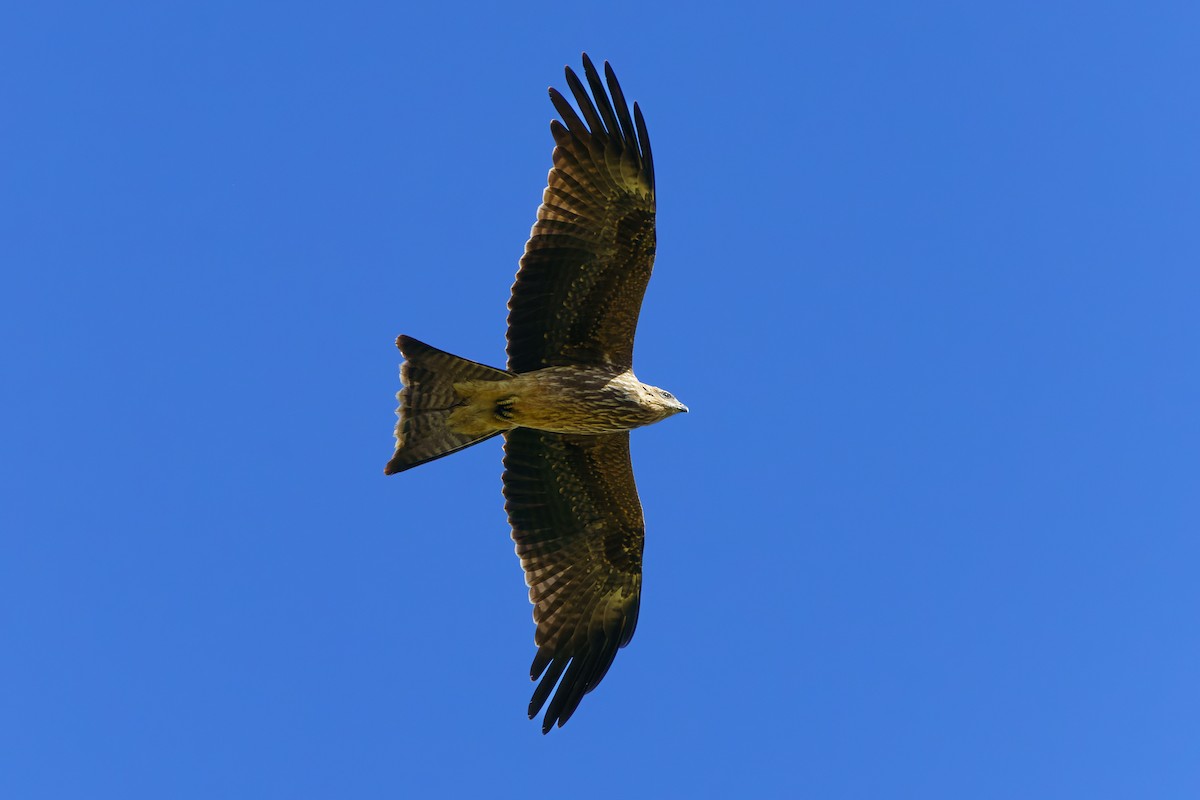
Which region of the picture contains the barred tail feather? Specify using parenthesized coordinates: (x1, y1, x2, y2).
(384, 335, 512, 475)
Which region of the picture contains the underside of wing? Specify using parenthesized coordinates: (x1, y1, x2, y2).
(502, 428, 644, 733)
(507, 54, 656, 373)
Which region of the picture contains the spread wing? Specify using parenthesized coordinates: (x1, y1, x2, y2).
(507, 54, 656, 373)
(502, 428, 643, 733)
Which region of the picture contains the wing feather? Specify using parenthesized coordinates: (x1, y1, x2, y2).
(502, 428, 643, 733)
(581, 57, 621, 139)
(507, 55, 656, 373)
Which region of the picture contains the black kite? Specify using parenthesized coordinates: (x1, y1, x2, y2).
(385, 54, 685, 733)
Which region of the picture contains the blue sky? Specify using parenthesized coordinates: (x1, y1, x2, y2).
(3, 2, 1198, 797)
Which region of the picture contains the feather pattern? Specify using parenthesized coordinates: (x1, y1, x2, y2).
(502, 428, 643, 733)
(507, 54, 656, 374)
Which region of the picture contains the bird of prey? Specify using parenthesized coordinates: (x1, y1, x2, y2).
(384, 54, 686, 733)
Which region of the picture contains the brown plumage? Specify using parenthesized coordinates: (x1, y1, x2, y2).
(384, 54, 685, 733)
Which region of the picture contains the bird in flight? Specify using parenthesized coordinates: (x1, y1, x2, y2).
(384, 54, 686, 733)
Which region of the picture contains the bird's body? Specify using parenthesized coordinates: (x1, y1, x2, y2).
(449, 366, 683, 437)
(384, 55, 684, 733)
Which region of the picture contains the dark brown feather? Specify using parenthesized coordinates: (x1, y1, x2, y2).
(384, 336, 509, 474)
(502, 428, 643, 733)
(507, 55, 656, 373)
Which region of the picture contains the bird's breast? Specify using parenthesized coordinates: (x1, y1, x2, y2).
(498, 367, 659, 434)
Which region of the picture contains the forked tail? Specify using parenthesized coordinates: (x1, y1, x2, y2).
(384, 335, 512, 475)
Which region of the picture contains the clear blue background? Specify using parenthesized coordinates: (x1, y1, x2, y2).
(3, 2, 1198, 797)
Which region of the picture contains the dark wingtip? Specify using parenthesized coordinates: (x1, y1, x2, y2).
(529, 702, 555, 735)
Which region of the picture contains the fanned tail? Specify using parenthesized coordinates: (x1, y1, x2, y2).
(384, 335, 512, 474)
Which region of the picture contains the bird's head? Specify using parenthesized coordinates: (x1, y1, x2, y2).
(644, 384, 688, 418)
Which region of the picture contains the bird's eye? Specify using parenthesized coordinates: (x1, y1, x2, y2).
(661, 390, 674, 399)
